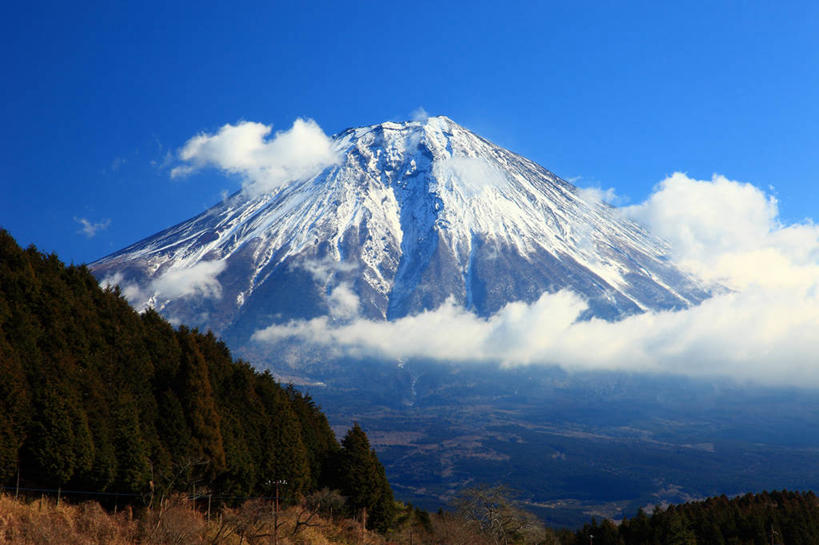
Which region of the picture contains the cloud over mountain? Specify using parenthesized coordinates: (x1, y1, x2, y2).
(171, 118, 341, 195)
(93, 117, 819, 387)
(254, 173, 819, 386)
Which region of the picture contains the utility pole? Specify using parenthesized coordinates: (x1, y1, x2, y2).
(270, 479, 287, 545)
(275, 480, 279, 545)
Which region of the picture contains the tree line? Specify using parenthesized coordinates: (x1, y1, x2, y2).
(565, 490, 819, 545)
(0, 229, 394, 531)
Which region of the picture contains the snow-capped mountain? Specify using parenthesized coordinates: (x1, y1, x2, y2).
(91, 116, 708, 348)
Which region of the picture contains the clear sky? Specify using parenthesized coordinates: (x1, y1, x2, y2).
(2, 1, 819, 265)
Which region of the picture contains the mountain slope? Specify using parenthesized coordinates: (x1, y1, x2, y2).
(91, 116, 708, 349)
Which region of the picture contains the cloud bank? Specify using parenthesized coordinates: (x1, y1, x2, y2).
(253, 173, 819, 387)
(171, 119, 341, 196)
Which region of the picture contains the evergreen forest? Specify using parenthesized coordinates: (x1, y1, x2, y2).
(566, 490, 819, 545)
(0, 230, 394, 531)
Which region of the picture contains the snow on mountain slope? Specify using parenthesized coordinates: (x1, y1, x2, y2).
(91, 116, 709, 345)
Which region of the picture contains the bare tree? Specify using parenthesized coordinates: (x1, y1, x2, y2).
(291, 488, 346, 536)
(453, 485, 549, 545)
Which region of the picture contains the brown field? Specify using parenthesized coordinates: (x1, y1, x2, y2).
(0, 494, 387, 545)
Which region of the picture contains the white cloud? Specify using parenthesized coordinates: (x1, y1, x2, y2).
(102, 260, 227, 309)
(252, 285, 819, 386)
(150, 260, 227, 300)
(252, 172, 819, 387)
(327, 284, 360, 321)
(577, 185, 624, 206)
(623, 173, 819, 290)
(100, 272, 147, 303)
(299, 256, 358, 284)
(171, 118, 341, 196)
(435, 156, 510, 196)
(74, 217, 111, 238)
(298, 257, 361, 322)
(411, 107, 430, 122)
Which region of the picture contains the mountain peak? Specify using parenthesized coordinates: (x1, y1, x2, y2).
(343, 115, 466, 148)
(372, 114, 456, 128)
(92, 117, 709, 345)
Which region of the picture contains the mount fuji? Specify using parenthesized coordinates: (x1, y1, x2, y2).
(91, 117, 819, 526)
(92, 116, 708, 356)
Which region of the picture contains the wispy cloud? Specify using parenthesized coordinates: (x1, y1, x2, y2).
(170, 118, 341, 196)
(252, 173, 819, 387)
(577, 185, 625, 206)
(74, 217, 111, 238)
(435, 156, 510, 196)
(150, 260, 227, 300)
(102, 260, 227, 309)
(411, 106, 430, 122)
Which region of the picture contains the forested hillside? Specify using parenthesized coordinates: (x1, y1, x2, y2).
(567, 490, 819, 544)
(0, 230, 394, 530)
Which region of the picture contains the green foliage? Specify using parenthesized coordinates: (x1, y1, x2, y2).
(176, 329, 226, 475)
(0, 338, 29, 483)
(112, 392, 152, 492)
(333, 423, 396, 532)
(23, 382, 93, 486)
(0, 229, 395, 531)
(574, 490, 819, 545)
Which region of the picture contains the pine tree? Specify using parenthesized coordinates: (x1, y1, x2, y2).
(335, 423, 395, 532)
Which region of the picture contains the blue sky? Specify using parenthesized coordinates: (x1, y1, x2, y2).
(2, 1, 819, 265)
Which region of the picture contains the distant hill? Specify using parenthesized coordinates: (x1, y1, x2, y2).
(0, 229, 393, 531)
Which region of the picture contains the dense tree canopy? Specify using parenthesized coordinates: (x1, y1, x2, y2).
(0, 229, 392, 522)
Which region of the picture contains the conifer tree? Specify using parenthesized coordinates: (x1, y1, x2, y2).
(285, 385, 339, 489)
(0, 342, 29, 483)
(112, 392, 152, 492)
(24, 383, 93, 487)
(177, 329, 226, 475)
(335, 423, 395, 532)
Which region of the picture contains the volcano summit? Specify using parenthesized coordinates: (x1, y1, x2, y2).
(92, 116, 708, 353)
